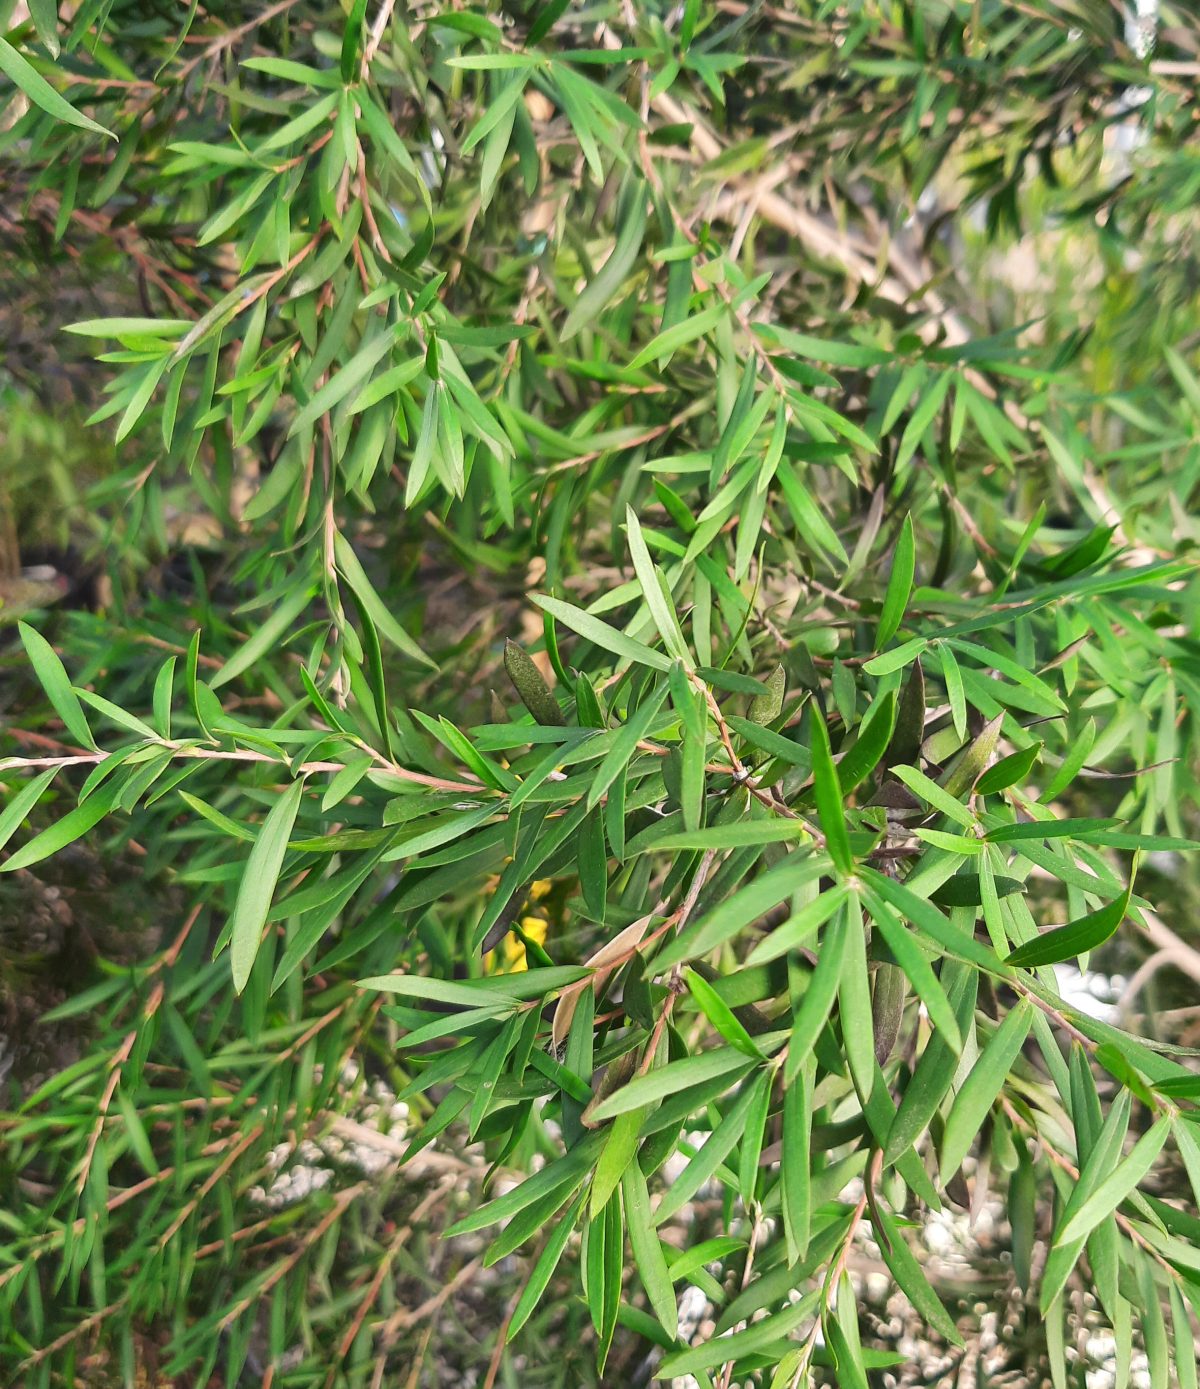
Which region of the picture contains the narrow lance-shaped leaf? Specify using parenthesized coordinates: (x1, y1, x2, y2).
(563, 191, 648, 340)
(1056, 1117, 1171, 1247)
(872, 1201, 964, 1345)
(0, 36, 114, 137)
(941, 714, 1003, 798)
(622, 1161, 677, 1334)
(839, 891, 876, 1097)
(532, 593, 673, 671)
(784, 902, 849, 1082)
(875, 514, 915, 649)
(809, 707, 853, 875)
(655, 850, 827, 968)
(1, 785, 118, 874)
(1039, 1088, 1131, 1311)
(782, 1060, 812, 1261)
(230, 779, 305, 992)
(885, 963, 978, 1164)
(939, 999, 1034, 1177)
(507, 1193, 585, 1341)
(0, 767, 59, 856)
(837, 690, 896, 793)
(588, 1047, 756, 1123)
(1005, 877, 1134, 968)
(586, 683, 669, 811)
(19, 622, 97, 751)
(685, 968, 763, 1059)
(976, 742, 1041, 796)
(627, 508, 690, 664)
(653, 1073, 760, 1225)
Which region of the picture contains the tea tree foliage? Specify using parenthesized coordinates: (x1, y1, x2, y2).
(4, 0, 1200, 1383)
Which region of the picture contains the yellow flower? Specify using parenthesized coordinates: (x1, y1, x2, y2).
(484, 914, 549, 974)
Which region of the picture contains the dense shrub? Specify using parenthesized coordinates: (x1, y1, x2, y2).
(3, 1, 1200, 1384)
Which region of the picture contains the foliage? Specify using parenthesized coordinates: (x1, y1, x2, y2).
(3, 0, 1200, 1384)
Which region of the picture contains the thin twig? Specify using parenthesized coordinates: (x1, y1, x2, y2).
(0, 741, 485, 795)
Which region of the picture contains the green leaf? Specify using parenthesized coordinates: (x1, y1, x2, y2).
(861, 869, 1003, 972)
(630, 301, 726, 370)
(588, 1048, 756, 1123)
(626, 508, 690, 664)
(885, 964, 978, 1164)
(211, 582, 314, 691)
(446, 52, 538, 71)
(986, 815, 1120, 844)
(72, 688, 159, 741)
(867, 891, 961, 1050)
(889, 763, 975, 828)
(737, 1070, 771, 1204)
(685, 968, 762, 1058)
(28, 0, 60, 56)
(655, 850, 827, 967)
(622, 1162, 677, 1333)
(875, 515, 915, 649)
(365, 972, 536, 1006)
(809, 708, 852, 875)
(939, 1000, 1033, 1176)
(590, 1104, 645, 1218)
(334, 532, 435, 668)
(587, 684, 670, 810)
(229, 779, 305, 992)
(114, 355, 169, 443)
(1056, 1118, 1170, 1247)
(872, 1202, 963, 1345)
(151, 657, 175, 740)
(836, 691, 896, 793)
(531, 593, 673, 671)
(578, 806, 608, 919)
(748, 663, 786, 724)
(0, 767, 58, 856)
(862, 636, 927, 677)
(746, 885, 847, 967)
(783, 902, 850, 1076)
(340, 0, 368, 80)
(696, 667, 770, 697)
(839, 891, 875, 1093)
(938, 643, 968, 740)
(1005, 879, 1134, 968)
(931, 872, 1023, 907)
(563, 192, 648, 339)
(18, 622, 96, 751)
(656, 1294, 815, 1377)
(976, 743, 1041, 795)
(507, 1193, 585, 1340)
(726, 715, 812, 770)
(636, 819, 812, 853)
(895, 373, 952, 470)
(412, 711, 517, 792)
(941, 714, 1003, 798)
(0, 784, 117, 873)
(178, 791, 255, 842)
(1171, 1282, 1198, 1389)
(0, 35, 113, 137)
(288, 328, 397, 436)
(782, 1062, 812, 1259)
(64, 316, 190, 339)
(447, 1134, 604, 1236)
(256, 90, 339, 154)
(652, 1075, 761, 1225)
